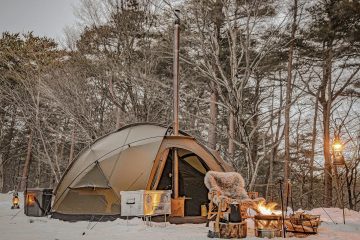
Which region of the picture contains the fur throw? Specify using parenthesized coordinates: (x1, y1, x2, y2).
(204, 171, 249, 201)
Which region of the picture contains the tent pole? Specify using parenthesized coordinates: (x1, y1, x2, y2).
(173, 149, 179, 198)
(173, 10, 180, 199)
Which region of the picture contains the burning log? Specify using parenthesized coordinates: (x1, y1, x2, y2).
(256, 200, 281, 215)
(235, 197, 265, 218)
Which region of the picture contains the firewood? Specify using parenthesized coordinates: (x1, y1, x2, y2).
(289, 213, 320, 228)
(285, 220, 315, 233)
(218, 221, 247, 238)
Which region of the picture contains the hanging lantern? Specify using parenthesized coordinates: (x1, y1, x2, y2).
(332, 135, 345, 166)
(11, 192, 20, 209)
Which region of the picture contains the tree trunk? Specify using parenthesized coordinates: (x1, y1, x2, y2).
(266, 76, 283, 199)
(1, 106, 16, 192)
(0, 154, 3, 192)
(116, 107, 122, 129)
(284, 0, 298, 197)
(322, 43, 333, 207)
(19, 129, 34, 191)
(323, 101, 333, 207)
(69, 126, 76, 165)
(19, 92, 40, 191)
(266, 86, 275, 199)
(345, 165, 354, 209)
(209, 84, 218, 150)
(309, 91, 320, 206)
(36, 145, 41, 187)
(228, 111, 235, 161)
(53, 139, 62, 179)
(251, 79, 260, 166)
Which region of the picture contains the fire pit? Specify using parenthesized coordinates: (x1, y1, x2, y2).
(254, 201, 283, 238)
(254, 215, 282, 238)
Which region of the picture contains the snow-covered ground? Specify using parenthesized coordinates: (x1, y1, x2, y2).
(1, 193, 360, 240)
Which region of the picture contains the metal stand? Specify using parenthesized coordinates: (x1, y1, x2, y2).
(277, 178, 286, 238)
(172, 10, 180, 200)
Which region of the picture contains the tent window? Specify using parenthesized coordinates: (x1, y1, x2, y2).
(71, 163, 110, 189)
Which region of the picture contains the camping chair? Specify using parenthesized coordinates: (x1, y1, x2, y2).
(204, 171, 263, 235)
(206, 190, 234, 228)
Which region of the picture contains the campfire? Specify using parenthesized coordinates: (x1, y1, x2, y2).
(254, 201, 283, 238)
(253, 200, 321, 238)
(257, 201, 281, 216)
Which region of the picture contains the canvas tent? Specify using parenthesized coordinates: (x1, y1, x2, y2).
(52, 123, 232, 220)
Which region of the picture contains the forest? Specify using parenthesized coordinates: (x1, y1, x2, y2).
(0, 0, 359, 212)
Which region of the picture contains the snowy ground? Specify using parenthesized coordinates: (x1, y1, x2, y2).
(1, 193, 360, 240)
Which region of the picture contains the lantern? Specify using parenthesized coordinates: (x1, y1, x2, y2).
(26, 194, 36, 206)
(11, 192, 20, 209)
(332, 135, 345, 166)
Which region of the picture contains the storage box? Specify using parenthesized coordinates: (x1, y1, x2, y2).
(24, 188, 52, 217)
(171, 198, 185, 217)
(120, 190, 171, 216)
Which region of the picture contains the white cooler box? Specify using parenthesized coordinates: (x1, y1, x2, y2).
(120, 190, 171, 217)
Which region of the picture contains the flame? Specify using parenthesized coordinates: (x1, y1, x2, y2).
(27, 194, 35, 206)
(257, 201, 281, 215)
(12, 196, 19, 205)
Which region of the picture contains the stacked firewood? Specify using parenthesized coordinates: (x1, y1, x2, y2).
(285, 212, 321, 234)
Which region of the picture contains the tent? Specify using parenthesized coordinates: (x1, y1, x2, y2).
(52, 123, 232, 220)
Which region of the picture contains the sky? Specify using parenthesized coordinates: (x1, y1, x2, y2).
(0, 0, 79, 41)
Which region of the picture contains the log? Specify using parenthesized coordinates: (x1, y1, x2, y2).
(301, 219, 320, 228)
(289, 213, 321, 229)
(285, 220, 315, 233)
(218, 221, 247, 238)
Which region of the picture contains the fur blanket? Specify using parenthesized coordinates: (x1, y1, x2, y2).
(204, 171, 249, 201)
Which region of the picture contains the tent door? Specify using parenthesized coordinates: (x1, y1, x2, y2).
(157, 149, 209, 216)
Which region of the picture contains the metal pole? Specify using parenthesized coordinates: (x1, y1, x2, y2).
(278, 178, 286, 238)
(173, 10, 180, 136)
(285, 180, 290, 215)
(173, 10, 180, 199)
(335, 165, 346, 224)
(173, 149, 179, 198)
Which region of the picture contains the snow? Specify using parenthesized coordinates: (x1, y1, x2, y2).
(1, 193, 360, 240)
